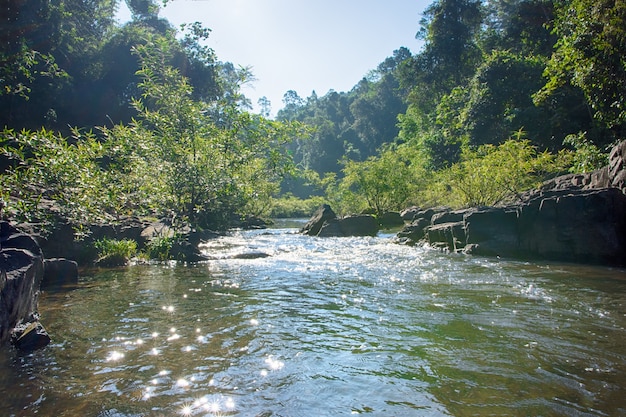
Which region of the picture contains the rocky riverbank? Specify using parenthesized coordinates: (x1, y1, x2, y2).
(395, 140, 626, 267)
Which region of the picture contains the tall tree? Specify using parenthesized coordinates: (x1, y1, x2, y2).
(535, 0, 626, 139)
(412, 0, 483, 105)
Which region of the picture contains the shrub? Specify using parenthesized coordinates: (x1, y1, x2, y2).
(94, 238, 137, 266)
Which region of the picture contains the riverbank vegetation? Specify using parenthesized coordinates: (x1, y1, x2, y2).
(2, 0, 625, 232)
(277, 0, 624, 215)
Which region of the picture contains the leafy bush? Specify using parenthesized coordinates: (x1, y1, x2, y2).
(94, 238, 137, 259)
(429, 138, 571, 208)
(143, 236, 176, 261)
(563, 132, 608, 173)
(269, 194, 326, 218)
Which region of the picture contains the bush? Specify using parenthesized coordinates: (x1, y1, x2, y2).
(94, 238, 137, 266)
(429, 138, 570, 207)
(269, 194, 326, 218)
(143, 236, 176, 261)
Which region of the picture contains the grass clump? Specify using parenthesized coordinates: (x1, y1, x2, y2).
(94, 238, 137, 267)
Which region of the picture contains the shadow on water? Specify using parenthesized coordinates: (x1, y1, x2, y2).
(1, 227, 625, 416)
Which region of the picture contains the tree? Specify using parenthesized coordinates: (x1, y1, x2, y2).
(461, 51, 553, 148)
(413, 0, 483, 105)
(535, 0, 626, 135)
(258, 96, 272, 118)
(337, 145, 419, 214)
(482, 0, 556, 56)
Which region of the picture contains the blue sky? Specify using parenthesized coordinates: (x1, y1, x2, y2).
(117, 0, 431, 116)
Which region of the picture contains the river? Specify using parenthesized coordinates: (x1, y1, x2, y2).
(1, 220, 625, 416)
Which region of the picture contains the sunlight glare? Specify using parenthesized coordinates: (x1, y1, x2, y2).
(105, 351, 125, 362)
(176, 378, 191, 388)
(180, 404, 193, 416)
(264, 355, 284, 371)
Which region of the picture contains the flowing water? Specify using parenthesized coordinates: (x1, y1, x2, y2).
(2, 220, 626, 416)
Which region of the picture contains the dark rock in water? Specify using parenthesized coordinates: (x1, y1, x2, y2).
(396, 140, 626, 267)
(95, 253, 129, 267)
(431, 210, 465, 225)
(301, 206, 380, 237)
(300, 204, 337, 236)
(170, 240, 209, 262)
(317, 215, 379, 237)
(11, 316, 50, 352)
(235, 215, 270, 230)
(400, 206, 420, 221)
(19, 217, 148, 266)
(407, 188, 626, 266)
(42, 258, 79, 290)
(378, 211, 404, 228)
(0, 221, 46, 347)
(394, 217, 430, 246)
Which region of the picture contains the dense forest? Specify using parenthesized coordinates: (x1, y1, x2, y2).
(2, 0, 625, 234)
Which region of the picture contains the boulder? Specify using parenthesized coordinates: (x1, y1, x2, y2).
(463, 207, 522, 258)
(378, 211, 405, 228)
(431, 210, 466, 225)
(426, 221, 465, 252)
(300, 205, 337, 236)
(515, 188, 626, 265)
(11, 316, 50, 352)
(42, 258, 79, 290)
(317, 215, 379, 237)
(0, 221, 48, 348)
(400, 206, 420, 221)
(394, 217, 430, 246)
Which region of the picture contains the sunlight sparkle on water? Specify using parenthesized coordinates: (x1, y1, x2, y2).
(105, 351, 125, 362)
(264, 355, 285, 371)
(180, 404, 192, 416)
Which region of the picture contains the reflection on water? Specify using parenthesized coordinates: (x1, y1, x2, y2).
(1, 224, 626, 416)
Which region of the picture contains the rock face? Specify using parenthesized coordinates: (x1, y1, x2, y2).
(396, 140, 626, 267)
(0, 221, 46, 346)
(301, 205, 380, 237)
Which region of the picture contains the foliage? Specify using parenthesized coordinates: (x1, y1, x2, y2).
(563, 132, 608, 173)
(0, 128, 120, 230)
(143, 235, 176, 261)
(95, 238, 137, 260)
(327, 146, 421, 215)
(535, 0, 626, 131)
(1, 29, 302, 233)
(269, 194, 327, 218)
(276, 48, 410, 179)
(433, 137, 570, 208)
